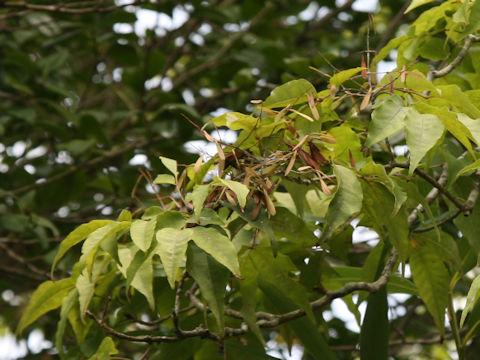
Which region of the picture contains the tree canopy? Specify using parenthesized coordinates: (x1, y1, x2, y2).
(3, 0, 480, 359)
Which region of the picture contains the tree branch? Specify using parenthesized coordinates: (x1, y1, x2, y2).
(430, 34, 480, 79)
(3, 0, 145, 14)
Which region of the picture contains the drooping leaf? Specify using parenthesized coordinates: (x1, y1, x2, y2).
(130, 218, 157, 252)
(323, 165, 363, 240)
(155, 228, 192, 288)
(263, 79, 316, 108)
(410, 244, 450, 334)
(51, 220, 112, 276)
(238, 256, 264, 345)
(190, 227, 240, 275)
(365, 95, 407, 146)
(360, 288, 389, 360)
(362, 182, 410, 259)
(247, 248, 315, 322)
(186, 243, 229, 331)
(258, 278, 338, 360)
(55, 289, 78, 356)
(130, 253, 155, 310)
(17, 278, 75, 334)
(405, 109, 444, 174)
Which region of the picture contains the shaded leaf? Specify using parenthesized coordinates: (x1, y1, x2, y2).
(186, 243, 229, 331)
(410, 244, 450, 334)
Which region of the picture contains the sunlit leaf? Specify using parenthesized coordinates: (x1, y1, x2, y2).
(17, 278, 75, 334)
(263, 79, 316, 108)
(191, 227, 240, 275)
(51, 220, 112, 276)
(405, 109, 444, 174)
(155, 228, 191, 288)
(329, 67, 366, 87)
(130, 218, 157, 252)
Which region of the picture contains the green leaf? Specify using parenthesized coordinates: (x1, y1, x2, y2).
(186, 243, 229, 331)
(215, 178, 250, 208)
(329, 67, 366, 87)
(80, 221, 131, 274)
(52, 220, 112, 276)
(366, 95, 408, 146)
(258, 278, 338, 360)
(247, 248, 315, 322)
(405, 109, 444, 174)
(76, 257, 109, 317)
(117, 209, 132, 222)
(461, 274, 480, 327)
(238, 256, 264, 345)
(362, 182, 410, 259)
(405, 0, 436, 13)
(410, 244, 450, 334)
(130, 218, 157, 252)
(464, 0, 480, 34)
(360, 288, 389, 360)
(154, 174, 176, 185)
(155, 228, 191, 288)
(455, 159, 480, 179)
(263, 79, 316, 108)
(212, 112, 258, 131)
(160, 156, 178, 177)
(458, 113, 480, 145)
(55, 289, 78, 356)
(17, 278, 75, 334)
(185, 184, 211, 219)
(130, 253, 155, 310)
(323, 165, 363, 240)
(87, 337, 118, 360)
(190, 227, 240, 275)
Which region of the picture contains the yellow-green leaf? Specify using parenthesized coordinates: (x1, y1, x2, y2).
(191, 227, 240, 275)
(130, 218, 157, 252)
(155, 228, 192, 288)
(215, 178, 250, 208)
(263, 79, 316, 108)
(330, 67, 366, 87)
(160, 156, 178, 177)
(87, 337, 118, 360)
(17, 278, 75, 334)
(51, 220, 112, 276)
(405, 109, 444, 174)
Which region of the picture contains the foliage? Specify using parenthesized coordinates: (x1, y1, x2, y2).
(4, 0, 480, 359)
